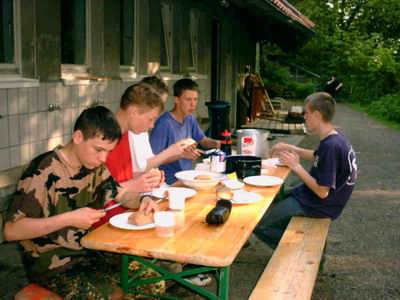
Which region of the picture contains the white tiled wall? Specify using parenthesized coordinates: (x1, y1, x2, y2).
(0, 80, 121, 171)
(0, 78, 210, 171)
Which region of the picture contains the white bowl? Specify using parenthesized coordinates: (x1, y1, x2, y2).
(175, 170, 223, 190)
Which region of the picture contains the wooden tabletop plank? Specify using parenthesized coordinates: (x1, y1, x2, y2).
(81, 167, 291, 267)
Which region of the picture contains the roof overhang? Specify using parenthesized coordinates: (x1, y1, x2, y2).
(230, 0, 315, 51)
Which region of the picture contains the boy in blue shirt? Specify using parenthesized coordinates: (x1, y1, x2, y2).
(150, 78, 220, 184)
(254, 92, 357, 249)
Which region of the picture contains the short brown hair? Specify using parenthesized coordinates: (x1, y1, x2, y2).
(173, 78, 199, 97)
(120, 83, 164, 112)
(305, 92, 336, 122)
(74, 106, 121, 141)
(140, 76, 169, 96)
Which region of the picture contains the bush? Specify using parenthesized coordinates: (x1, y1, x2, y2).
(288, 81, 317, 99)
(366, 94, 400, 123)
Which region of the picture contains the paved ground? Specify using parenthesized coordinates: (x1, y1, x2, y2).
(1, 103, 399, 299)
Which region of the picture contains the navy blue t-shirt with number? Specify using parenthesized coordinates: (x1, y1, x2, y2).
(292, 132, 357, 219)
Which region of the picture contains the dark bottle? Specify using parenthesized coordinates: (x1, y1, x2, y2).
(220, 129, 232, 156)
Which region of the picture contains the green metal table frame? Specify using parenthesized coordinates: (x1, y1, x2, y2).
(119, 185, 285, 299)
(121, 255, 230, 299)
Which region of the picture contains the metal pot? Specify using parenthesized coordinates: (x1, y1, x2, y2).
(225, 155, 261, 179)
(236, 129, 270, 158)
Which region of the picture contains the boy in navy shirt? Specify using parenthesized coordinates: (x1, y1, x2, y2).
(255, 92, 357, 249)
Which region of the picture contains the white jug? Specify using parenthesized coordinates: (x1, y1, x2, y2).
(236, 129, 270, 158)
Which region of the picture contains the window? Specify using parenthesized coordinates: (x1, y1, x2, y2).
(189, 11, 198, 71)
(61, 0, 89, 74)
(120, 0, 136, 67)
(0, 0, 20, 74)
(160, 3, 173, 71)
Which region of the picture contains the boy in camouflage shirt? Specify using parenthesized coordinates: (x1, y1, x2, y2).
(4, 106, 162, 299)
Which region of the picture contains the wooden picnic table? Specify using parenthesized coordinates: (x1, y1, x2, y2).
(81, 166, 291, 299)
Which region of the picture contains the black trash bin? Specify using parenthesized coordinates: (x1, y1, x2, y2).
(205, 101, 230, 139)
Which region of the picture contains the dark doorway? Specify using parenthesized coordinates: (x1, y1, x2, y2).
(211, 19, 221, 102)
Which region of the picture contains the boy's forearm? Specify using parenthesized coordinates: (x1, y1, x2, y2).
(4, 214, 69, 241)
(115, 187, 141, 209)
(293, 146, 315, 161)
(146, 148, 180, 170)
(292, 165, 330, 199)
(199, 137, 220, 149)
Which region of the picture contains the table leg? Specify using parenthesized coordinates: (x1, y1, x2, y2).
(120, 255, 230, 300)
(218, 266, 230, 300)
(121, 255, 129, 292)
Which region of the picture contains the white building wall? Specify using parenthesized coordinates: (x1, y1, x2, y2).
(0, 77, 209, 171)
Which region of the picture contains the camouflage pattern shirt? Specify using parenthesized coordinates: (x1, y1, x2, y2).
(6, 146, 119, 280)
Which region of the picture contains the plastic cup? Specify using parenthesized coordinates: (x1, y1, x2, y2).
(168, 189, 186, 210)
(173, 210, 185, 228)
(154, 211, 175, 237)
(195, 163, 210, 171)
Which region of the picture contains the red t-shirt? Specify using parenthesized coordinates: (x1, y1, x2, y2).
(93, 132, 133, 228)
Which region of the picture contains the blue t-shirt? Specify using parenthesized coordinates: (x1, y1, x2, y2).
(292, 132, 357, 219)
(150, 112, 205, 184)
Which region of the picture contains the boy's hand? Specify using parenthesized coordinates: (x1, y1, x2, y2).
(181, 147, 202, 160)
(138, 196, 160, 215)
(279, 151, 300, 170)
(270, 142, 291, 156)
(166, 141, 187, 156)
(67, 207, 106, 229)
(128, 172, 161, 192)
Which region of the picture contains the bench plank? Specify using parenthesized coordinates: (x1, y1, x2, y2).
(249, 217, 331, 300)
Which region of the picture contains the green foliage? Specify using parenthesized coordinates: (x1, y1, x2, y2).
(288, 81, 316, 99)
(366, 94, 400, 123)
(259, 46, 317, 99)
(267, 0, 400, 124)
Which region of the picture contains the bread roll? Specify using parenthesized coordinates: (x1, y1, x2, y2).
(194, 174, 212, 180)
(180, 138, 196, 149)
(128, 211, 154, 226)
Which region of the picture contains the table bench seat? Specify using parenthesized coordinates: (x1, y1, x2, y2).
(249, 216, 331, 300)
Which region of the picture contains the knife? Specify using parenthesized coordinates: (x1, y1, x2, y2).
(102, 194, 166, 212)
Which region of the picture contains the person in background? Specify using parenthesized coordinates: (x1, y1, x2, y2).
(236, 65, 251, 128)
(106, 80, 214, 287)
(324, 74, 343, 98)
(4, 106, 161, 299)
(129, 76, 186, 173)
(254, 92, 357, 249)
(150, 78, 221, 185)
(91, 83, 166, 228)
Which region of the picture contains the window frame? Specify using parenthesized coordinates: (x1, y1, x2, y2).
(61, 0, 91, 77)
(188, 10, 198, 72)
(119, 0, 138, 80)
(160, 2, 173, 72)
(0, 0, 21, 75)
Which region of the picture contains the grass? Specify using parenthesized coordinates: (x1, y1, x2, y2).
(350, 102, 400, 131)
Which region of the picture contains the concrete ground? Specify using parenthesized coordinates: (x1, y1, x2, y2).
(1, 102, 399, 299)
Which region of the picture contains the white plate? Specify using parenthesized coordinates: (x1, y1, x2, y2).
(231, 190, 263, 204)
(109, 212, 155, 230)
(243, 175, 284, 187)
(222, 180, 244, 190)
(152, 187, 197, 199)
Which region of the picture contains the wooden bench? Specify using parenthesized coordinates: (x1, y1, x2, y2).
(249, 216, 331, 300)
